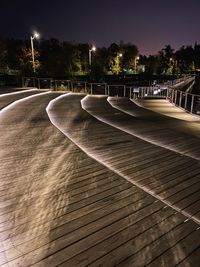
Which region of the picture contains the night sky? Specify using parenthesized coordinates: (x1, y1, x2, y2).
(1, 0, 200, 55)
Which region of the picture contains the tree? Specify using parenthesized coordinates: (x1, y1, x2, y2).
(91, 47, 109, 77)
(121, 43, 138, 72)
(144, 55, 161, 75)
(19, 46, 40, 75)
(175, 45, 194, 73)
(0, 40, 7, 70)
(159, 45, 174, 74)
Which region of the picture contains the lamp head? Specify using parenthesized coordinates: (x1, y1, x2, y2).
(34, 32, 40, 39)
(32, 31, 40, 39)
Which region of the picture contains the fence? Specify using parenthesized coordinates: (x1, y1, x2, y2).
(22, 76, 200, 116)
(169, 90, 200, 115)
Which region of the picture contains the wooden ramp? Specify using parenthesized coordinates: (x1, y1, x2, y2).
(136, 98, 200, 122)
(0, 89, 48, 110)
(0, 91, 199, 266)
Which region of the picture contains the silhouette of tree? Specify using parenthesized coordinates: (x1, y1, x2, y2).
(0, 40, 7, 70)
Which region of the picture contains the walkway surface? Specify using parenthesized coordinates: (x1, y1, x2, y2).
(136, 98, 200, 122)
(0, 89, 200, 266)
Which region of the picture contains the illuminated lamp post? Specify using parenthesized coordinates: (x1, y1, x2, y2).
(30, 31, 40, 72)
(116, 53, 123, 74)
(134, 56, 140, 73)
(89, 46, 96, 67)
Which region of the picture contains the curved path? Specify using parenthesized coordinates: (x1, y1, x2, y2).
(86, 96, 200, 160)
(136, 98, 200, 122)
(46, 93, 200, 266)
(108, 97, 200, 138)
(0, 87, 37, 95)
(47, 93, 200, 224)
(0, 89, 48, 110)
(0, 91, 199, 266)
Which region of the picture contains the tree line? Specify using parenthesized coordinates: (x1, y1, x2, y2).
(0, 38, 200, 78)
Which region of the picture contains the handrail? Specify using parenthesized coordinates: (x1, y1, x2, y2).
(22, 76, 199, 115)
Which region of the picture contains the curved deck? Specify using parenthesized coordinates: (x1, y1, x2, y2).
(0, 90, 199, 266)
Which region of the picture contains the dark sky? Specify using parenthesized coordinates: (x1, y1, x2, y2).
(1, 0, 200, 55)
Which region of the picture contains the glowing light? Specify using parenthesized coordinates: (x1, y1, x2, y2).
(153, 90, 158, 95)
(33, 31, 40, 39)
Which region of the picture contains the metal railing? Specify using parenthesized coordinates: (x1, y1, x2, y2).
(22, 76, 200, 116)
(168, 90, 200, 115)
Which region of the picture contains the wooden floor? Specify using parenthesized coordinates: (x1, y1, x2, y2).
(0, 88, 48, 110)
(0, 90, 200, 266)
(136, 98, 200, 122)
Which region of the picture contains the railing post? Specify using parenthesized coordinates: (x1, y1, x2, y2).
(151, 87, 153, 97)
(123, 85, 126, 97)
(171, 90, 174, 102)
(105, 83, 107, 95)
(38, 78, 40, 89)
(179, 91, 182, 107)
(107, 85, 110, 96)
(50, 79, 53, 90)
(166, 88, 169, 99)
(67, 80, 70, 91)
(70, 81, 73, 92)
(90, 83, 93, 94)
(174, 90, 177, 105)
(184, 93, 188, 110)
(139, 88, 142, 98)
(190, 95, 194, 113)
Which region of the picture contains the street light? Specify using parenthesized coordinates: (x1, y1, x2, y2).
(116, 53, 122, 74)
(30, 31, 40, 73)
(134, 56, 140, 73)
(89, 46, 96, 67)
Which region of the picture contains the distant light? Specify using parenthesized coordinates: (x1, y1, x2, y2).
(136, 56, 140, 60)
(153, 90, 158, 95)
(32, 31, 40, 39)
(34, 32, 40, 39)
(92, 46, 96, 51)
(119, 53, 122, 57)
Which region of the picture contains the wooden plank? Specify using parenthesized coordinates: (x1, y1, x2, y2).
(176, 246, 200, 267)
(57, 210, 184, 267)
(147, 227, 200, 267)
(93, 218, 198, 267)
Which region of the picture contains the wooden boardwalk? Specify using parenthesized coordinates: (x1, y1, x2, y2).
(0, 89, 48, 110)
(0, 91, 200, 266)
(48, 94, 200, 222)
(87, 96, 200, 160)
(136, 98, 200, 122)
